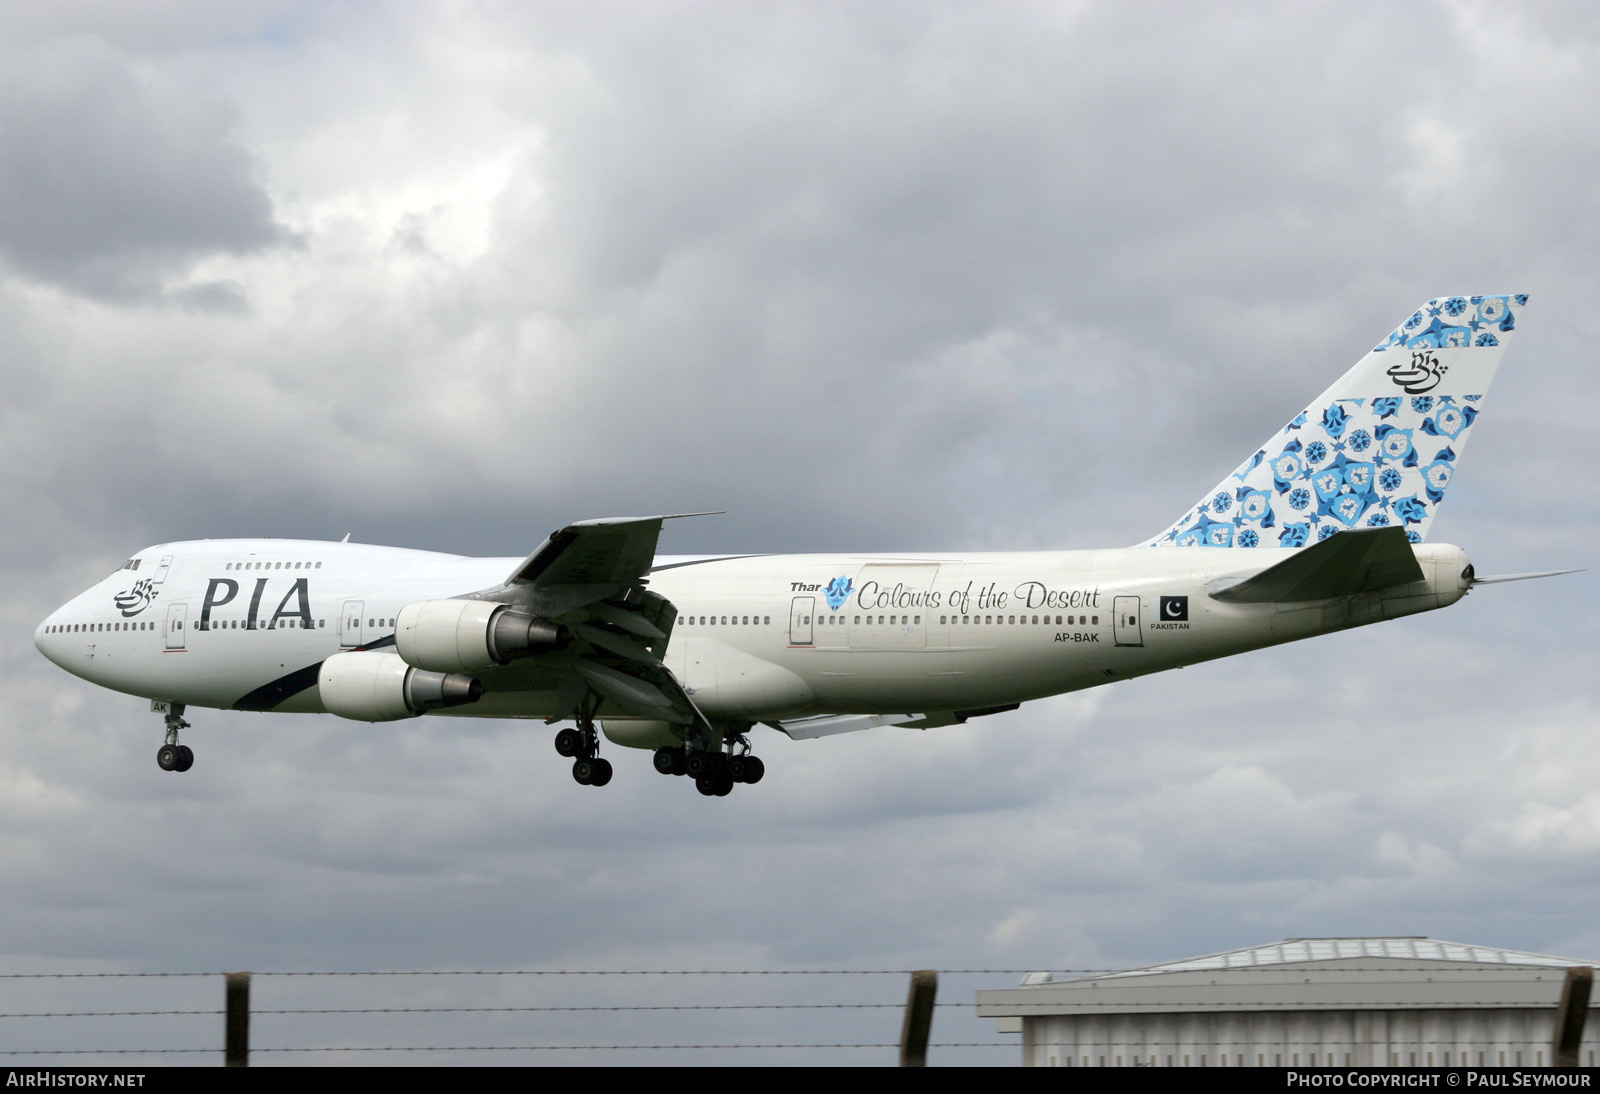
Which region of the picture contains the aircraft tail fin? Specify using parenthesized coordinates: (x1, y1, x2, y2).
(1146, 294, 1528, 549)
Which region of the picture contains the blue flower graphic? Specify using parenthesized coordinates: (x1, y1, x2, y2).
(1212, 491, 1232, 514)
(824, 576, 854, 610)
(1423, 459, 1453, 502)
(1305, 440, 1327, 464)
(1288, 487, 1311, 511)
(1404, 311, 1423, 330)
(1372, 397, 1402, 420)
(1270, 451, 1304, 489)
(1342, 461, 1375, 493)
(1286, 411, 1307, 432)
(1321, 404, 1350, 439)
(1279, 523, 1309, 548)
(1410, 396, 1434, 414)
(1379, 468, 1403, 492)
(1366, 513, 1390, 527)
(1407, 530, 1423, 543)
(1238, 528, 1259, 547)
(1478, 297, 1507, 325)
(1423, 407, 1466, 439)
(1318, 525, 1342, 541)
(1376, 424, 1417, 466)
(1348, 429, 1372, 452)
(1240, 490, 1272, 523)
(1443, 297, 1468, 316)
(1393, 494, 1429, 525)
(1475, 332, 1499, 347)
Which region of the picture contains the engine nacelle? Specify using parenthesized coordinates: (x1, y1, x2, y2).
(319, 650, 483, 722)
(395, 600, 565, 673)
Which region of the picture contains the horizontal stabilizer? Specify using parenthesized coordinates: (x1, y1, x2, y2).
(1210, 527, 1423, 604)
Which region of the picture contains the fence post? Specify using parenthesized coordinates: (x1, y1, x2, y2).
(899, 969, 938, 1067)
(1553, 965, 1592, 1067)
(225, 972, 250, 1067)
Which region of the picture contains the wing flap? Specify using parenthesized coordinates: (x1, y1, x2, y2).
(772, 713, 924, 740)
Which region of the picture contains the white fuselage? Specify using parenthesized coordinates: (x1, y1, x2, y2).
(34, 537, 1473, 728)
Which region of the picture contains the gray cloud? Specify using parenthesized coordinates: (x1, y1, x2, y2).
(0, 35, 286, 303)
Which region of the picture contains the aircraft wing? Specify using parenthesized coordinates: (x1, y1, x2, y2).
(490, 515, 714, 731)
(507, 516, 671, 588)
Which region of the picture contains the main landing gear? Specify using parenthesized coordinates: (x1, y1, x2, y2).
(652, 736, 765, 797)
(552, 716, 612, 787)
(156, 704, 194, 773)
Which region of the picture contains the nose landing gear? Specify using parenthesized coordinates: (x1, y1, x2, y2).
(155, 703, 194, 772)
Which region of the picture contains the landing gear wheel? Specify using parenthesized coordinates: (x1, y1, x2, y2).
(713, 774, 733, 796)
(685, 751, 714, 778)
(728, 755, 764, 784)
(572, 758, 595, 785)
(695, 775, 719, 796)
(157, 744, 179, 772)
(554, 728, 584, 757)
(174, 745, 195, 773)
(588, 758, 613, 787)
(653, 748, 685, 776)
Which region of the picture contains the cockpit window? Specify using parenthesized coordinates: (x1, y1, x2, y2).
(120, 559, 140, 571)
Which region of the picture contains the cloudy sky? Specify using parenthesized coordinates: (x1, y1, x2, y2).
(2, 0, 1597, 1066)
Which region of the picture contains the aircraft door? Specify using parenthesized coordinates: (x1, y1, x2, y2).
(164, 603, 187, 651)
(340, 600, 365, 648)
(789, 597, 814, 646)
(1113, 595, 1143, 647)
(154, 555, 173, 584)
(848, 564, 938, 649)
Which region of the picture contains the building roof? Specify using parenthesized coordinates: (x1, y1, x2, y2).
(977, 938, 1599, 1019)
(1083, 937, 1590, 982)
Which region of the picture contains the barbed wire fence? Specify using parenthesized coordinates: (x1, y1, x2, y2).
(0, 968, 1031, 1066)
(0, 965, 1590, 1066)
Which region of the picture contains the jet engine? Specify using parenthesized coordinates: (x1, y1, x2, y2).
(319, 650, 484, 722)
(395, 599, 566, 673)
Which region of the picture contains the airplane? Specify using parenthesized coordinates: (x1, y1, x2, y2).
(35, 293, 1569, 797)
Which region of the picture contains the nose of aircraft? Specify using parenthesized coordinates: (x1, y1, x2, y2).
(34, 606, 65, 668)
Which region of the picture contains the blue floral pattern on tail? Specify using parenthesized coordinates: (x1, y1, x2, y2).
(1145, 294, 1526, 548)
